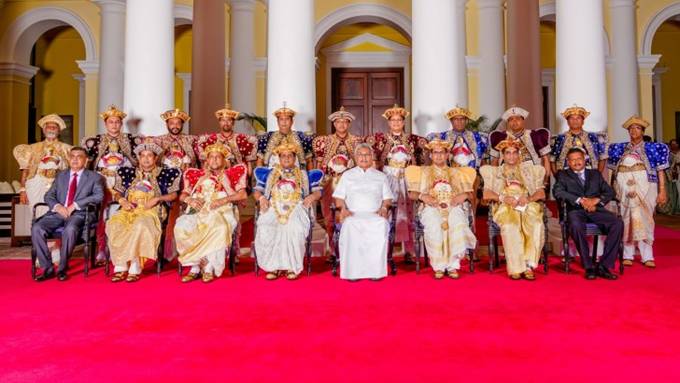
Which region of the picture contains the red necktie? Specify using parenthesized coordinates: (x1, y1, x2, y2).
(66, 172, 78, 207)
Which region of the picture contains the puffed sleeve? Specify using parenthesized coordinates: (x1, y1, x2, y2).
(253, 167, 271, 193)
(81, 135, 99, 162)
(607, 143, 625, 170)
(651, 143, 670, 171)
(476, 132, 489, 160)
(256, 133, 269, 159)
(531, 128, 551, 156)
(226, 163, 248, 191)
(161, 168, 182, 194)
(113, 167, 134, 195)
(307, 169, 324, 193)
(312, 135, 326, 159)
(12, 144, 32, 170)
(239, 134, 258, 162)
(488, 131, 505, 159)
(182, 168, 203, 194)
(550, 135, 564, 162)
(532, 165, 546, 190)
(455, 167, 477, 193)
(479, 165, 495, 191)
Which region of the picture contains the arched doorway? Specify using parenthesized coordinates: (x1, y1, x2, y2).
(643, 3, 680, 143)
(314, 5, 412, 135)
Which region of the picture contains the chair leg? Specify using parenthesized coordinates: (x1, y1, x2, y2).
(488, 236, 494, 273)
(31, 248, 37, 280)
(177, 259, 182, 277)
(592, 235, 599, 269)
(468, 249, 474, 273)
(105, 246, 111, 276)
(415, 232, 421, 274)
(252, 242, 259, 276)
(618, 242, 624, 275)
(83, 241, 90, 277)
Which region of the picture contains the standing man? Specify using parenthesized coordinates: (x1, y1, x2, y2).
(427, 106, 488, 169)
(553, 148, 622, 280)
(31, 147, 104, 281)
(365, 105, 428, 262)
(551, 105, 608, 174)
(333, 143, 393, 281)
(82, 105, 141, 265)
(155, 109, 197, 171)
(14, 114, 72, 209)
(608, 116, 669, 268)
(313, 106, 364, 239)
(256, 105, 315, 170)
(194, 105, 258, 173)
(489, 107, 551, 185)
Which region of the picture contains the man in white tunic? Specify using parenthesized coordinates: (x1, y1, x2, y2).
(253, 143, 324, 280)
(333, 144, 394, 281)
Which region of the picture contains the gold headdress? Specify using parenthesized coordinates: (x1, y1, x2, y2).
(382, 104, 410, 120)
(99, 105, 127, 121)
(494, 137, 525, 153)
(426, 138, 453, 151)
(215, 105, 240, 120)
(561, 104, 590, 119)
(161, 108, 191, 123)
(622, 115, 650, 131)
(328, 106, 356, 122)
(445, 106, 473, 120)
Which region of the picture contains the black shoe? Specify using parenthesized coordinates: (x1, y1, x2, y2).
(585, 268, 597, 280)
(57, 271, 68, 281)
(597, 266, 618, 280)
(35, 270, 55, 282)
(403, 253, 415, 264)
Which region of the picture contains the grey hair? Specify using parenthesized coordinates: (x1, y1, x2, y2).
(354, 143, 374, 157)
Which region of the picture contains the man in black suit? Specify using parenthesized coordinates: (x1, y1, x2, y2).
(553, 147, 623, 280)
(31, 147, 104, 281)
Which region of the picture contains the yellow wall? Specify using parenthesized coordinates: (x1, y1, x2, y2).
(34, 27, 84, 145)
(174, 25, 192, 111)
(652, 20, 680, 141)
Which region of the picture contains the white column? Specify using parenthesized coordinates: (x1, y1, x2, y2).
(94, 0, 126, 133)
(556, 0, 607, 133)
(412, 0, 468, 136)
(266, 0, 315, 132)
(477, 0, 505, 121)
(609, 0, 640, 141)
(123, 0, 174, 136)
(72, 74, 86, 142)
(229, 0, 256, 117)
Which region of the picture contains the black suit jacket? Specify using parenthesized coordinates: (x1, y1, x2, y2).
(43, 168, 105, 220)
(552, 168, 614, 213)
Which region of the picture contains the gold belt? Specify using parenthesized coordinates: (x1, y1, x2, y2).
(37, 169, 57, 179)
(617, 164, 646, 173)
(387, 160, 407, 169)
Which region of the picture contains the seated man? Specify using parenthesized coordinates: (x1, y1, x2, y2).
(416, 139, 477, 279)
(553, 147, 622, 280)
(175, 143, 247, 283)
(480, 138, 546, 280)
(106, 141, 181, 283)
(31, 147, 104, 281)
(253, 143, 323, 280)
(332, 143, 393, 281)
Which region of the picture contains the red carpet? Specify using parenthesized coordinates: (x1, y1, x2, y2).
(2, 226, 680, 382)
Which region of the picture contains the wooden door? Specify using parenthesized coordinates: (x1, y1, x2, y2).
(332, 68, 404, 136)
